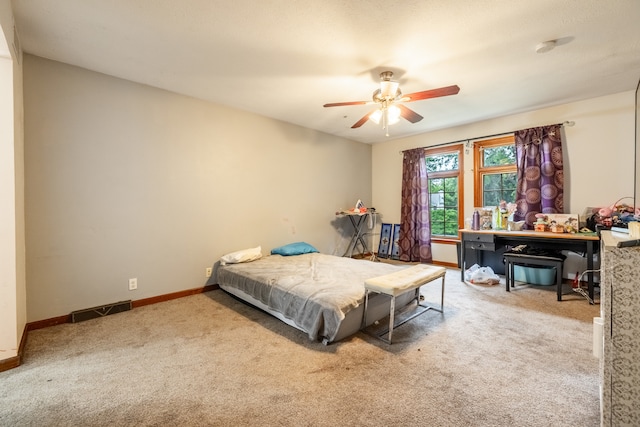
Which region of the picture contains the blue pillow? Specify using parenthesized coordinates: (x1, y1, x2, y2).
(271, 242, 319, 256)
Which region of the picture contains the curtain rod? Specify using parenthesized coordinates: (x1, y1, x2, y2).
(400, 121, 575, 153)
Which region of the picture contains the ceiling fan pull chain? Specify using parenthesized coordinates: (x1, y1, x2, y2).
(382, 107, 387, 134)
(384, 108, 390, 137)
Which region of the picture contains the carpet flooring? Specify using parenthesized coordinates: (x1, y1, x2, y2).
(0, 269, 601, 426)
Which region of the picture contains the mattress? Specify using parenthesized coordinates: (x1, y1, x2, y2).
(216, 253, 414, 343)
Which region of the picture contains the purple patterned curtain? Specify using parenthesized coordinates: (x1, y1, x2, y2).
(513, 124, 564, 228)
(398, 148, 432, 263)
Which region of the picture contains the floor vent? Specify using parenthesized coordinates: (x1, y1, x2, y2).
(71, 300, 132, 323)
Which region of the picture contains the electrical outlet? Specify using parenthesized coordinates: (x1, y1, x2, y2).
(128, 278, 137, 290)
(205, 267, 212, 278)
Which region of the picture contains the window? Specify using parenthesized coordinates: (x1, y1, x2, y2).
(474, 136, 516, 207)
(425, 145, 464, 240)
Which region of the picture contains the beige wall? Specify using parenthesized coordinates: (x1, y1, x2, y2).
(18, 53, 639, 322)
(24, 55, 372, 322)
(0, 55, 18, 360)
(372, 91, 636, 264)
(0, 0, 26, 362)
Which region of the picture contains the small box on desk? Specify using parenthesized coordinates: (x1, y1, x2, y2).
(513, 265, 556, 286)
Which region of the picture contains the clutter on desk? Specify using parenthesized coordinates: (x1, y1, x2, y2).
(473, 207, 494, 230)
(533, 213, 579, 233)
(472, 201, 517, 231)
(471, 210, 480, 230)
(585, 197, 639, 231)
(497, 201, 517, 230)
(507, 220, 525, 231)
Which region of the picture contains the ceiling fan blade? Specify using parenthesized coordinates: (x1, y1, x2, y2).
(323, 100, 369, 108)
(397, 104, 424, 123)
(401, 85, 460, 102)
(351, 110, 376, 128)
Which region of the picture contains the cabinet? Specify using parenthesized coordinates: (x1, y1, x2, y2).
(598, 231, 640, 426)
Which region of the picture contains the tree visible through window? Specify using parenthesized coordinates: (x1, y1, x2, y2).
(425, 145, 463, 239)
(474, 136, 516, 207)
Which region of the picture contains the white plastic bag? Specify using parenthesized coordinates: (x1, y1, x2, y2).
(464, 263, 480, 282)
(469, 266, 501, 285)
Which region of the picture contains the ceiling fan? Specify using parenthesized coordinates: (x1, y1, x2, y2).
(323, 71, 460, 136)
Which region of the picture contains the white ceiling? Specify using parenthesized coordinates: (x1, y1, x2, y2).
(11, 0, 640, 144)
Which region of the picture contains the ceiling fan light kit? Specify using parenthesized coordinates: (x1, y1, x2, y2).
(324, 71, 460, 137)
(369, 109, 383, 124)
(370, 105, 401, 125)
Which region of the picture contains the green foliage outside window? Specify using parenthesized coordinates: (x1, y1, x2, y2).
(429, 177, 459, 237)
(425, 148, 462, 238)
(426, 153, 458, 172)
(481, 144, 517, 205)
(483, 145, 516, 167)
(483, 172, 517, 205)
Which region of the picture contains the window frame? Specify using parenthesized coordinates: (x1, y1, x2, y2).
(473, 135, 516, 208)
(424, 144, 464, 243)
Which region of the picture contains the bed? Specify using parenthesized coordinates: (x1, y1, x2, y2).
(215, 244, 424, 344)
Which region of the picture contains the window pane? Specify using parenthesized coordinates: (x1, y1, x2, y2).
(483, 174, 502, 191)
(482, 172, 517, 205)
(501, 172, 517, 201)
(474, 137, 516, 209)
(483, 145, 516, 167)
(484, 191, 502, 206)
(430, 208, 445, 235)
(503, 172, 517, 189)
(444, 207, 459, 235)
(429, 178, 444, 192)
(426, 152, 458, 172)
(443, 177, 458, 192)
(429, 176, 459, 237)
(444, 177, 458, 206)
(425, 145, 463, 239)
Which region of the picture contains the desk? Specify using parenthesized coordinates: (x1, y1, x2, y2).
(459, 229, 600, 303)
(337, 212, 377, 260)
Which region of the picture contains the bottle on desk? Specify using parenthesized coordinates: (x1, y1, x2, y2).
(472, 210, 480, 230)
